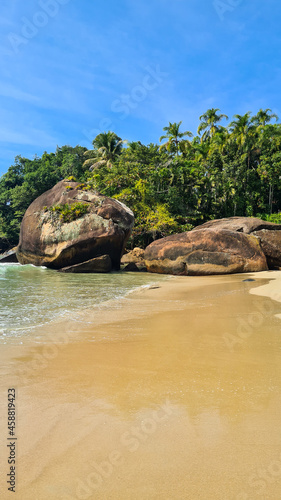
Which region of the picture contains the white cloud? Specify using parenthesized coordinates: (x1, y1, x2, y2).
(0, 126, 58, 147)
(0, 83, 39, 103)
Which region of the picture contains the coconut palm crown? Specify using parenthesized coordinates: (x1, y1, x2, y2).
(252, 108, 278, 128)
(197, 108, 228, 141)
(159, 121, 193, 156)
(83, 131, 125, 170)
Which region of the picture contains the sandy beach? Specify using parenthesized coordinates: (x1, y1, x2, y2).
(1, 271, 281, 499)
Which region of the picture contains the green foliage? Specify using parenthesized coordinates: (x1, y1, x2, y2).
(76, 183, 92, 191)
(198, 108, 228, 140)
(0, 146, 86, 244)
(41, 202, 89, 226)
(83, 131, 125, 170)
(159, 121, 193, 156)
(2, 108, 281, 248)
(256, 213, 281, 224)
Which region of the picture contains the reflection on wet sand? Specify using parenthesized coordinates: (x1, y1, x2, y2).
(1, 272, 281, 499)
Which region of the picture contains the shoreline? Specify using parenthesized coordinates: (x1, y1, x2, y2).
(1, 271, 281, 499)
(10, 273, 260, 343)
(0, 265, 170, 346)
(249, 269, 281, 301)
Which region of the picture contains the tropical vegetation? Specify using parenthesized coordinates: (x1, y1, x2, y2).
(1, 109, 281, 248)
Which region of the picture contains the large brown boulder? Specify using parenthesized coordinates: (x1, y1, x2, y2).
(193, 216, 281, 268)
(144, 229, 268, 275)
(17, 180, 134, 270)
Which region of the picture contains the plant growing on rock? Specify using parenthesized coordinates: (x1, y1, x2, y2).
(40, 202, 89, 227)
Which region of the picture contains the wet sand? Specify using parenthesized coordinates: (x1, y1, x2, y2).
(1, 272, 281, 499)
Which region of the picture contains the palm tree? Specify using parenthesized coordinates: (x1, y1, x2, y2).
(209, 127, 229, 154)
(197, 108, 228, 141)
(192, 137, 210, 162)
(228, 112, 255, 149)
(228, 112, 258, 197)
(83, 131, 125, 170)
(252, 108, 278, 128)
(178, 139, 193, 158)
(159, 121, 193, 156)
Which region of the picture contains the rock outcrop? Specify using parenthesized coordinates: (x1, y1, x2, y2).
(17, 180, 134, 270)
(253, 229, 281, 268)
(57, 255, 112, 273)
(144, 229, 268, 275)
(193, 216, 281, 268)
(121, 247, 145, 264)
(121, 247, 146, 271)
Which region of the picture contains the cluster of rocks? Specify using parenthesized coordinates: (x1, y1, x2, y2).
(121, 247, 146, 272)
(2, 179, 281, 276)
(143, 217, 281, 275)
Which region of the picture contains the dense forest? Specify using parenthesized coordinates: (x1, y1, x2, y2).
(1, 108, 281, 248)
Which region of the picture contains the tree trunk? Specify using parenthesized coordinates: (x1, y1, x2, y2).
(269, 184, 273, 214)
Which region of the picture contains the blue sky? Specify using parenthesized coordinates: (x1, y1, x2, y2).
(0, 0, 280, 176)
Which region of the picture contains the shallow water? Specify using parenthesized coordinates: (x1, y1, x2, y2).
(1, 274, 281, 499)
(0, 263, 167, 343)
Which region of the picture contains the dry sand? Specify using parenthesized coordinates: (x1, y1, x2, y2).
(1, 272, 281, 499)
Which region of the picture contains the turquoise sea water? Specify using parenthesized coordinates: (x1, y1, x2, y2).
(0, 263, 166, 344)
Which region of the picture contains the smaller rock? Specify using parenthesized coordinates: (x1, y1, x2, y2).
(242, 279, 255, 282)
(0, 248, 18, 263)
(121, 247, 145, 264)
(253, 229, 281, 268)
(122, 262, 140, 272)
(121, 247, 146, 271)
(58, 255, 112, 273)
(135, 264, 147, 272)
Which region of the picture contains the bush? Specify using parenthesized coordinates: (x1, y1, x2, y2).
(256, 213, 281, 224)
(41, 202, 89, 226)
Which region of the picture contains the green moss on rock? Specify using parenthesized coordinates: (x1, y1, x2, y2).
(41, 202, 89, 226)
